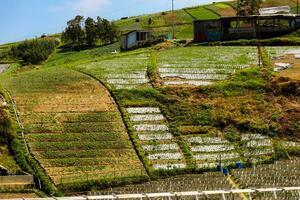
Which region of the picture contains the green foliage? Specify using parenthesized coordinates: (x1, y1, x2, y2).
(10, 38, 58, 65)
(0, 109, 15, 145)
(85, 17, 98, 46)
(62, 16, 118, 47)
(61, 15, 86, 45)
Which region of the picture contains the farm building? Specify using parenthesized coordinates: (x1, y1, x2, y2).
(121, 30, 152, 50)
(194, 14, 300, 42)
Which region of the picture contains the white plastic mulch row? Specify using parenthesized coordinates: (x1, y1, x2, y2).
(193, 152, 240, 161)
(159, 68, 235, 74)
(130, 114, 165, 122)
(153, 163, 186, 170)
(161, 63, 250, 69)
(133, 124, 169, 131)
(127, 107, 185, 169)
(188, 137, 228, 144)
(147, 152, 182, 160)
(241, 134, 267, 141)
(197, 161, 236, 169)
(283, 141, 300, 147)
(160, 73, 228, 80)
(107, 78, 149, 84)
(126, 107, 161, 114)
(104, 73, 146, 79)
(244, 148, 274, 156)
(246, 139, 272, 148)
(114, 85, 137, 90)
(138, 133, 173, 141)
(142, 143, 179, 151)
(191, 144, 235, 152)
(164, 81, 212, 86)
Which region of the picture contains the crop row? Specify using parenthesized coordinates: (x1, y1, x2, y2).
(130, 114, 165, 122)
(20, 112, 121, 124)
(15, 94, 113, 106)
(164, 80, 212, 86)
(26, 132, 127, 143)
(160, 73, 228, 80)
(193, 152, 240, 161)
(138, 132, 174, 141)
(28, 141, 132, 151)
(34, 149, 137, 160)
(25, 121, 124, 133)
(40, 157, 141, 168)
(159, 68, 236, 74)
(142, 143, 179, 151)
(191, 144, 235, 152)
(17, 103, 116, 113)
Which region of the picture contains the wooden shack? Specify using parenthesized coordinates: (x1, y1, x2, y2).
(194, 15, 300, 42)
(121, 30, 152, 51)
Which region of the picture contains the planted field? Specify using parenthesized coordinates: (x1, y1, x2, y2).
(184, 7, 220, 20)
(232, 158, 300, 199)
(205, 3, 236, 17)
(92, 173, 244, 199)
(0, 68, 146, 185)
(185, 135, 240, 168)
(157, 46, 258, 86)
(114, 9, 193, 34)
(266, 46, 300, 80)
(126, 107, 186, 170)
(78, 53, 151, 89)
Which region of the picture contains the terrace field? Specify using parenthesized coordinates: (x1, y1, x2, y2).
(0, 67, 146, 186)
(1, 0, 300, 195)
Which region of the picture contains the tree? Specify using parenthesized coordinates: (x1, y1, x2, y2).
(238, 0, 262, 16)
(85, 17, 98, 46)
(10, 38, 58, 65)
(97, 18, 118, 44)
(61, 15, 85, 45)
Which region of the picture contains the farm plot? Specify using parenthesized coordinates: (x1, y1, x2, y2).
(0, 68, 146, 185)
(205, 3, 236, 17)
(241, 134, 274, 162)
(126, 107, 186, 170)
(93, 173, 241, 199)
(266, 46, 300, 80)
(232, 158, 300, 193)
(184, 7, 220, 20)
(157, 46, 258, 86)
(185, 135, 240, 169)
(77, 53, 151, 89)
(266, 46, 300, 59)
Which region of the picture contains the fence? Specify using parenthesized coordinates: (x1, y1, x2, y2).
(0, 175, 34, 189)
(3, 186, 300, 200)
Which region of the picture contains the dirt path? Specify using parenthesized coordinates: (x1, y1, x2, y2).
(227, 176, 249, 200)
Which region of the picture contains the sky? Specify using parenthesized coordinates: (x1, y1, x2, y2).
(0, 0, 223, 44)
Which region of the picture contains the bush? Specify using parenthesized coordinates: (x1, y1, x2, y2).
(11, 38, 58, 65)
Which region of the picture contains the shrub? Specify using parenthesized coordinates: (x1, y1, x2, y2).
(11, 38, 58, 65)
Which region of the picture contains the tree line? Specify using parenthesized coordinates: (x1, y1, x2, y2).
(10, 38, 58, 65)
(61, 15, 118, 47)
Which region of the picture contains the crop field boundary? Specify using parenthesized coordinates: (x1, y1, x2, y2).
(183, 8, 197, 20)
(5, 89, 30, 154)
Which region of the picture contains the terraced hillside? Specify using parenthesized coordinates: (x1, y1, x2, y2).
(78, 53, 151, 90)
(157, 46, 258, 86)
(0, 68, 146, 185)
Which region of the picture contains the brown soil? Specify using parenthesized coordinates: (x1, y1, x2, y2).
(218, 7, 236, 17)
(0, 193, 38, 198)
(272, 54, 300, 81)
